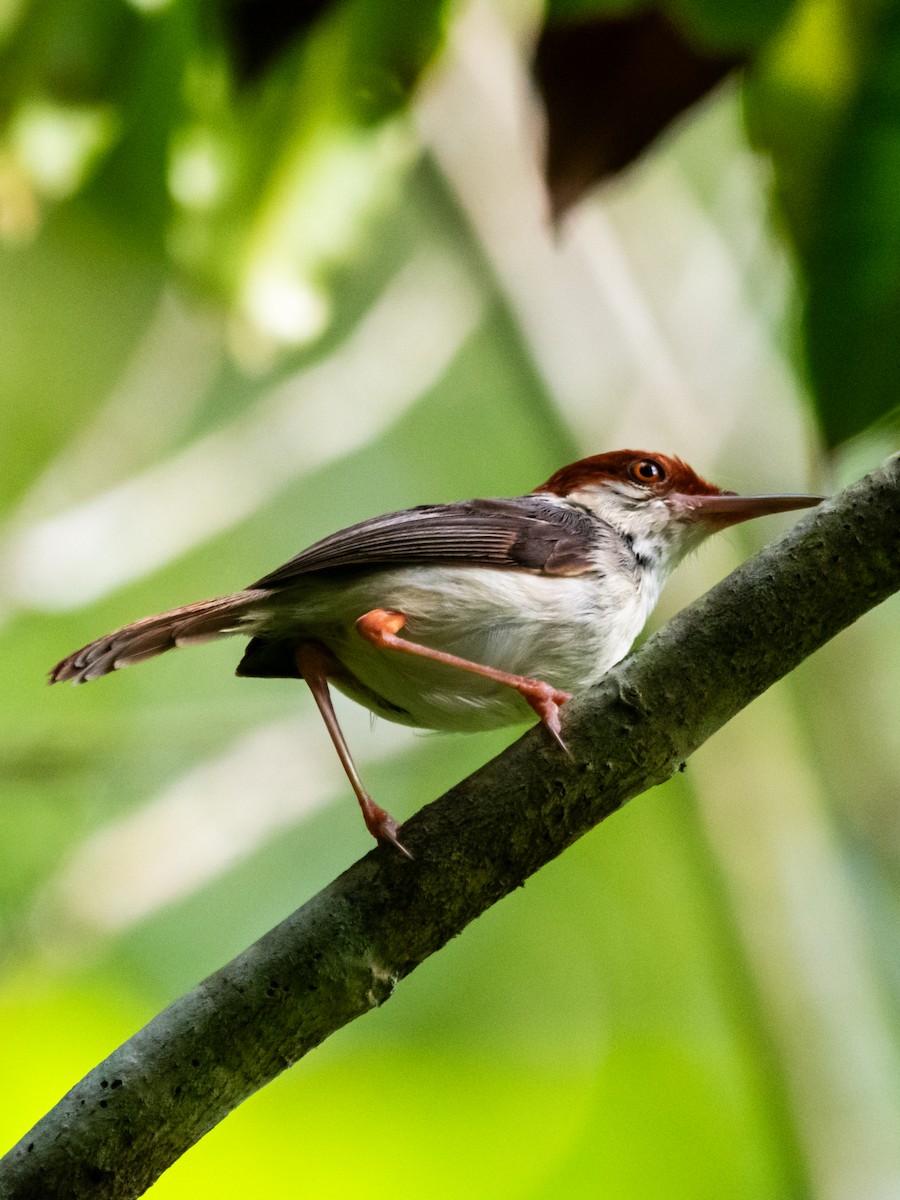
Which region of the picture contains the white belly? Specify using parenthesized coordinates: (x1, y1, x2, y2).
(254, 565, 652, 732)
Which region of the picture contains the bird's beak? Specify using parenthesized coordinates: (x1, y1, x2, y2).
(668, 491, 825, 528)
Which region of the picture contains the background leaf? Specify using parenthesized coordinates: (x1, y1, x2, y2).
(747, 0, 900, 444)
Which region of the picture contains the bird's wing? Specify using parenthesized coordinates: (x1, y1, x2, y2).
(247, 496, 607, 589)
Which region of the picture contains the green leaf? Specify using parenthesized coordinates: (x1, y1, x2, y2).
(545, 0, 649, 20)
(545, 0, 796, 49)
(664, 0, 796, 51)
(747, 0, 900, 445)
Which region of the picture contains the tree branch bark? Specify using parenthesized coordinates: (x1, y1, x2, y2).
(2, 453, 898, 1200)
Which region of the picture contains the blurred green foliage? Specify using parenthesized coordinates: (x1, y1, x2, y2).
(747, 0, 900, 443)
(1, 0, 899, 1196)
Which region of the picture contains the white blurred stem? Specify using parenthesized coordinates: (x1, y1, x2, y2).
(0, 249, 483, 613)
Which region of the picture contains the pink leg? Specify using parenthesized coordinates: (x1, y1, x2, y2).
(295, 642, 412, 858)
(355, 609, 573, 755)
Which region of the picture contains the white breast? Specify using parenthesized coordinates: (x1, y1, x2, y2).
(257, 561, 654, 733)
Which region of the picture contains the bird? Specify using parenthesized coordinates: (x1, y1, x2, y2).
(50, 450, 822, 857)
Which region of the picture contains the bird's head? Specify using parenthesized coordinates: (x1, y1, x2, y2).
(535, 450, 823, 564)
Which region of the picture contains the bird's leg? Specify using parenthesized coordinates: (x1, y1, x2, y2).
(294, 641, 412, 858)
(355, 609, 573, 755)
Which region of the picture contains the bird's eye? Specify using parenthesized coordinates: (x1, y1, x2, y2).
(629, 459, 666, 485)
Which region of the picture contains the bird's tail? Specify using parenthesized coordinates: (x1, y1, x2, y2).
(49, 591, 265, 684)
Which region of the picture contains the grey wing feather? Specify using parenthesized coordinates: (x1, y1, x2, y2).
(248, 496, 603, 589)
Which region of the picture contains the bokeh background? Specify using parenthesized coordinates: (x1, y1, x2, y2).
(1, 0, 899, 1195)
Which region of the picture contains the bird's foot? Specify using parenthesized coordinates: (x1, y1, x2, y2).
(518, 680, 574, 758)
(364, 802, 413, 860)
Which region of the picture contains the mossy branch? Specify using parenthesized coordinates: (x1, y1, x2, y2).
(2, 454, 898, 1200)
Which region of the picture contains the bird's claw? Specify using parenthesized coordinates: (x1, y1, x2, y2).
(365, 805, 413, 860)
(520, 680, 574, 758)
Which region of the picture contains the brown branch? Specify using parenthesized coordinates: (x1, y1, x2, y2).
(1, 453, 898, 1200)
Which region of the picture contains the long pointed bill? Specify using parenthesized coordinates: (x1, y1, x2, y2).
(668, 491, 825, 529)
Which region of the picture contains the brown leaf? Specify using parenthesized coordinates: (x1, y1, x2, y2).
(534, 10, 743, 216)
